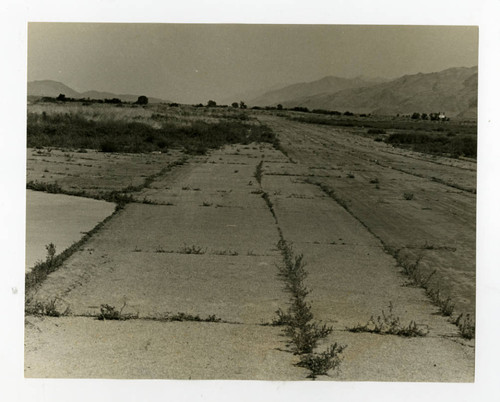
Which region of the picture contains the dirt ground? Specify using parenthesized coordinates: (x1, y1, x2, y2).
(25, 119, 475, 381)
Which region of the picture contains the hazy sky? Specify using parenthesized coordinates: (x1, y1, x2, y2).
(28, 24, 478, 104)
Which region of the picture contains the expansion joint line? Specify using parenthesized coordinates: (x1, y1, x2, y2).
(309, 179, 473, 339)
(255, 159, 345, 379)
(25, 206, 124, 294)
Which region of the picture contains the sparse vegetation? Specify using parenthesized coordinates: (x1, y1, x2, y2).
(297, 344, 346, 379)
(426, 288, 455, 317)
(27, 105, 279, 155)
(403, 192, 414, 200)
(347, 302, 428, 337)
(386, 132, 476, 158)
(261, 192, 277, 223)
(274, 239, 345, 377)
(312, 180, 472, 338)
(254, 160, 264, 185)
(284, 113, 476, 159)
(178, 244, 206, 255)
(212, 249, 239, 256)
(25, 297, 71, 317)
(98, 302, 138, 320)
(26, 180, 63, 194)
(152, 312, 222, 323)
(453, 313, 475, 340)
(367, 128, 386, 134)
(25, 207, 121, 291)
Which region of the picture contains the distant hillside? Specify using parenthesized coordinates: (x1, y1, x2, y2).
(249, 76, 383, 107)
(28, 80, 168, 104)
(28, 80, 81, 99)
(284, 66, 478, 117)
(219, 81, 292, 105)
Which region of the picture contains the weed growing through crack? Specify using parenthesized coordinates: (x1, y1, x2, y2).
(201, 201, 213, 207)
(453, 313, 475, 340)
(271, 307, 291, 326)
(261, 192, 277, 223)
(275, 239, 345, 376)
(400, 255, 437, 288)
(394, 251, 467, 334)
(347, 302, 428, 337)
(212, 249, 239, 256)
(297, 344, 346, 379)
(98, 302, 138, 320)
(254, 160, 264, 185)
(178, 244, 206, 254)
(25, 297, 71, 317)
(311, 180, 471, 339)
(25, 206, 123, 291)
(152, 312, 222, 323)
(45, 243, 56, 262)
(426, 288, 455, 316)
(403, 192, 415, 200)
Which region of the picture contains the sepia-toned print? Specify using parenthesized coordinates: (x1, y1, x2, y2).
(25, 24, 477, 381)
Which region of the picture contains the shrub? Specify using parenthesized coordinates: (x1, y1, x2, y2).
(254, 160, 263, 185)
(27, 112, 280, 154)
(100, 139, 120, 153)
(348, 302, 428, 337)
(25, 298, 70, 317)
(453, 313, 475, 340)
(367, 128, 386, 134)
(385, 132, 476, 158)
(297, 344, 346, 379)
(178, 244, 205, 254)
(98, 303, 138, 320)
(291, 106, 310, 113)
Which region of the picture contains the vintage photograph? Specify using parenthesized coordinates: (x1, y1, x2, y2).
(24, 23, 477, 381)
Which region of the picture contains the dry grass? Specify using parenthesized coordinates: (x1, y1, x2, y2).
(28, 102, 258, 129)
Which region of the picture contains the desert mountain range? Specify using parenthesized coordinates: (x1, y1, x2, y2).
(29, 65, 477, 118)
(27, 80, 167, 104)
(249, 66, 477, 118)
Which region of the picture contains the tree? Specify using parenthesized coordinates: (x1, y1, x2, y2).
(231, 102, 239, 108)
(56, 93, 66, 101)
(207, 100, 217, 107)
(411, 112, 421, 120)
(421, 113, 428, 120)
(136, 95, 148, 105)
(277, 104, 283, 110)
(239, 101, 247, 109)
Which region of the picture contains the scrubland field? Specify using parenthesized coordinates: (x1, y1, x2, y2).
(24, 101, 476, 381)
